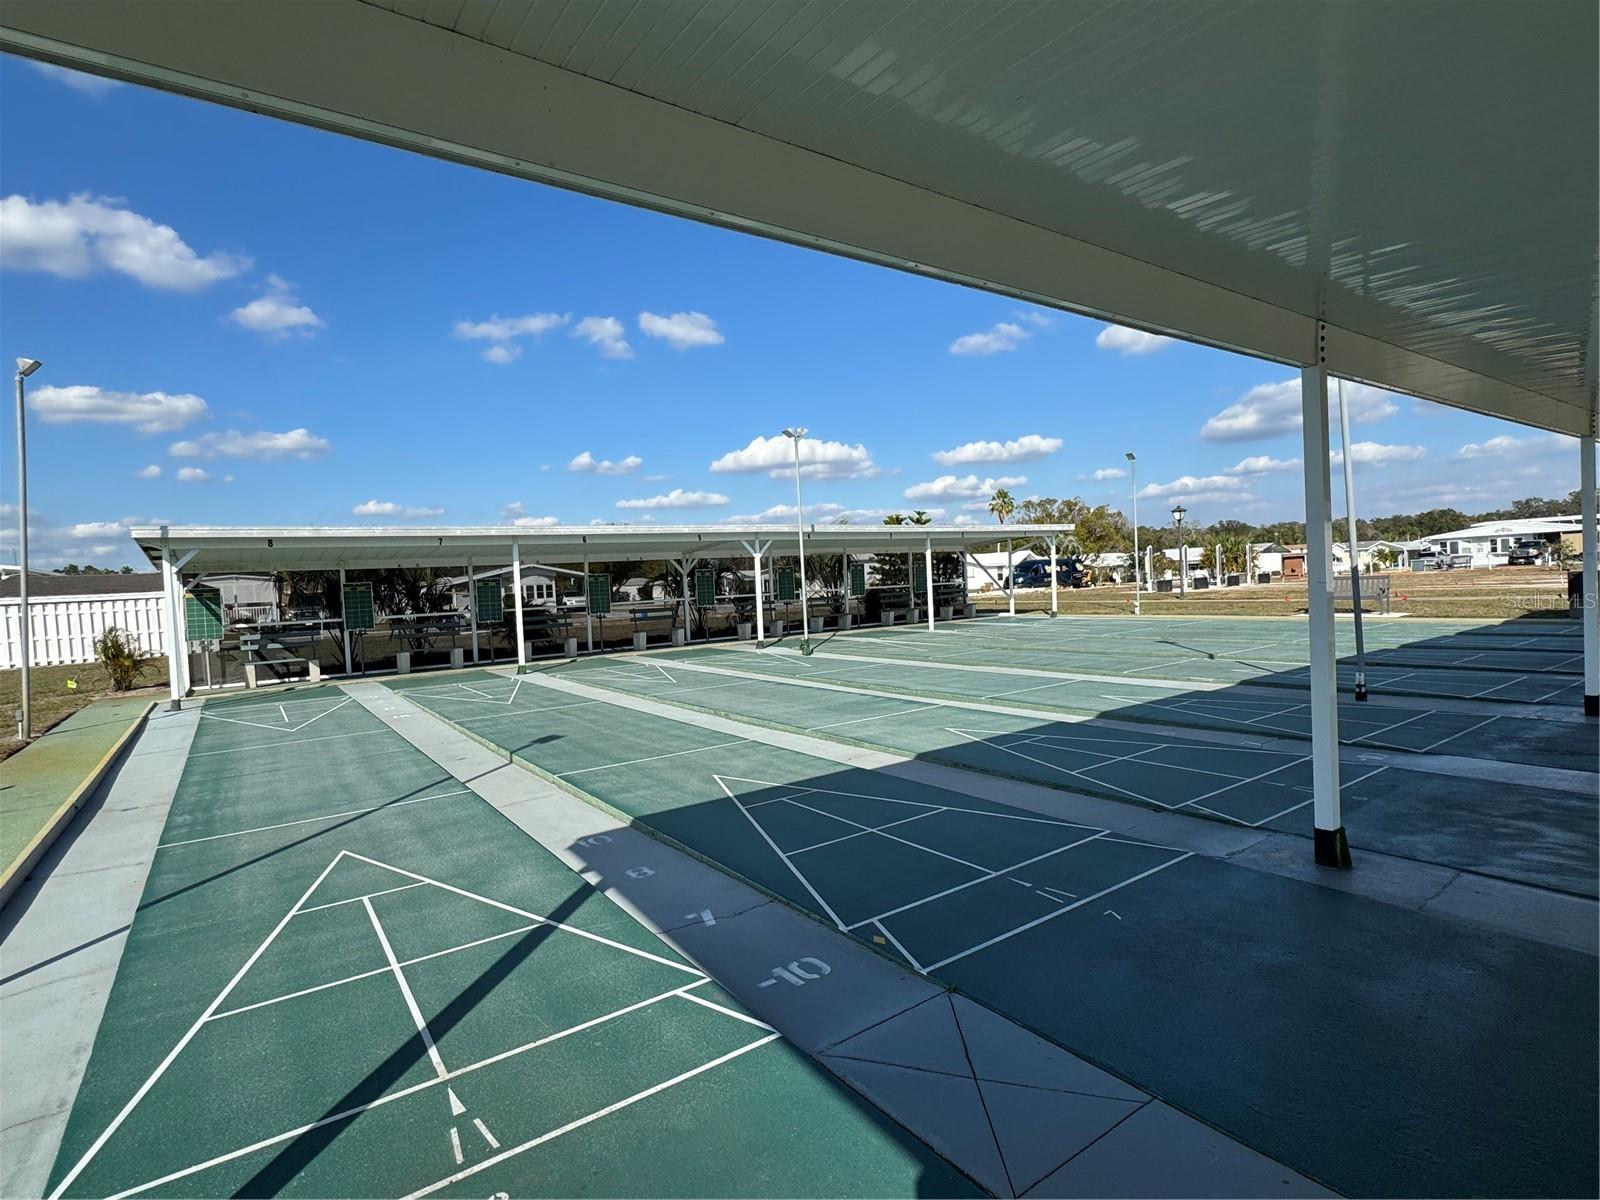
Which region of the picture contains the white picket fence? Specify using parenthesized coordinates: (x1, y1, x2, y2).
(0, 592, 167, 669)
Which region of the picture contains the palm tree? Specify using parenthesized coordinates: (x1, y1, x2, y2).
(988, 488, 1015, 524)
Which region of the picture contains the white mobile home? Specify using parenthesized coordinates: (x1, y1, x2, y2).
(1421, 516, 1582, 566)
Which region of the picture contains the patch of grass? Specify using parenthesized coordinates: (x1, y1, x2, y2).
(0, 660, 169, 762)
(974, 567, 1574, 622)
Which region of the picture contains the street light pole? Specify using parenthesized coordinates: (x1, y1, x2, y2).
(14, 358, 42, 741)
(1126, 451, 1140, 616)
(782, 427, 813, 656)
(1172, 504, 1187, 600)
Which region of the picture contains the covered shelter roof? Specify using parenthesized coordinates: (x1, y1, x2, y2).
(130, 524, 1072, 575)
(3, 1, 1595, 436)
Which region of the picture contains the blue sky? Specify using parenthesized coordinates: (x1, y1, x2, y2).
(0, 55, 1581, 569)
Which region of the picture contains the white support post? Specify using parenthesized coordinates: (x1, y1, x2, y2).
(339, 566, 352, 675)
(161, 539, 184, 710)
(679, 557, 694, 643)
(924, 537, 936, 631)
(583, 554, 593, 654)
(466, 559, 479, 664)
(1582, 435, 1597, 716)
(905, 551, 915, 614)
(1006, 539, 1016, 616)
(1301, 361, 1349, 868)
(746, 541, 768, 647)
(512, 540, 526, 668)
(1049, 535, 1059, 616)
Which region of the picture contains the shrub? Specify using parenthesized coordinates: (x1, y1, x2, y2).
(95, 626, 154, 691)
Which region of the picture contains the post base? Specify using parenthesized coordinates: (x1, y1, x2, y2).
(1314, 826, 1352, 869)
(1585, 694, 1599, 717)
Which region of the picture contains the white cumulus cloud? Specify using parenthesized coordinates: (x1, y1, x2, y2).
(452, 312, 569, 362)
(30, 63, 122, 96)
(1137, 474, 1248, 499)
(616, 489, 730, 510)
(1226, 454, 1302, 475)
(904, 474, 1027, 501)
(135, 464, 162, 479)
(569, 451, 644, 476)
(0, 193, 250, 290)
(176, 467, 211, 483)
(1457, 432, 1571, 458)
(933, 434, 1061, 465)
(1090, 467, 1128, 481)
(512, 515, 560, 527)
(638, 310, 724, 349)
(572, 315, 633, 359)
(1095, 324, 1173, 355)
(1201, 379, 1397, 442)
(710, 434, 878, 481)
(949, 321, 1030, 356)
(230, 275, 324, 339)
(353, 500, 445, 518)
(169, 428, 330, 460)
(1331, 442, 1425, 467)
(482, 344, 519, 365)
(28, 384, 208, 433)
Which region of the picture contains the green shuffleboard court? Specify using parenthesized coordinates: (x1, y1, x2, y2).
(48, 686, 975, 1199)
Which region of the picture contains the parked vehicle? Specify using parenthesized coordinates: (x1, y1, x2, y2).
(1506, 539, 1546, 566)
(1008, 558, 1089, 589)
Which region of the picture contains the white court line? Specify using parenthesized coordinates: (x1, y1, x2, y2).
(208, 966, 394, 1021)
(1352, 708, 1435, 745)
(673, 989, 776, 1030)
(717, 777, 848, 930)
(871, 920, 927, 974)
(442, 700, 600, 725)
(713, 773, 1099, 828)
(783, 797, 989, 872)
(401, 1034, 782, 1199)
(1415, 713, 1502, 754)
(408, 679, 525, 707)
(200, 696, 354, 734)
(946, 729, 1161, 808)
(107, 980, 719, 1200)
(363, 896, 449, 1080)
(339, 852, 705, 975)
(157, 789, 473, 848)
(805, 703, 940, 732)
(920, 852, 1194, 972)
(846, 831, 1112, 931)
(49, 854, 349, 1200)
(186, 728, 390, 757)
(789, 808, 942, 854)
(556, 739, 746, 778)
(979, 678, 1083, 701)
(299, 881, 428, 913)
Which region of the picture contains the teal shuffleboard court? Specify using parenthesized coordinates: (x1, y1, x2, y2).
(803, 615, 1587, 705)
(385, 671, 1193, 972)
(48, 685, 975, 1199)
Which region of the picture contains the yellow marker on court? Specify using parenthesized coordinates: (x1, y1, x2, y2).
(66, 678, 78, 690)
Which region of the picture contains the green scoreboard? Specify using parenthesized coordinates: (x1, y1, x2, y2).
(694, 568, 716, 608)
(474, 579, 503, 623)
(849, 562, 867, 596)
(775, 566, 796, 602)
(342, 582, 375, 631)
(586, 573, 612, 616)
(183, 585, 223, 642)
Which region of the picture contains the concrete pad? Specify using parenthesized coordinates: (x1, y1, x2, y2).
(1423, 870, 1599, 955)
(951, 995, 1145, 1101)
(823, 1056, 1009, 1196)
(825, 992, 980, 1078)
(1024, 1101, 1335, 1198)
(978, 1078, 1144, 1194)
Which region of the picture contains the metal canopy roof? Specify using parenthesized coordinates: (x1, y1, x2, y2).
(131, 524, 1071, 575)
(3, 1, 1594, 435)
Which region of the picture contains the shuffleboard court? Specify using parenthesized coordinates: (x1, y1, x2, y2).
(546, 660, 1599, 897)
(47, 686, 976, 1199)
(658, 644, 1591, 769)
(387, 672, 1194, 974)
(810, 617, 1585, 704)
(389, 672, 1599, 1198)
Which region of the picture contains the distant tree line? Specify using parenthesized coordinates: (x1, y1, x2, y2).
(52, 564, 137, 575)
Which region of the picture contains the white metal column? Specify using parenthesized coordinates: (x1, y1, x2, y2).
(1006, 539, 1015, 616)
(339, 566, 352, 675)
(678, 557, 694, 643)
(744, 540, 769, 646)
(161, 542, 184, 709)
(466, 558, 479, 664)
(1049, 535, 1059, 616)
(1582, 435, 1597, 715)
(924, 537, 936, 631)
(1301, 361, 1349, 867)
(511, 540, 526, 667)
(583, 554, 593, 654)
